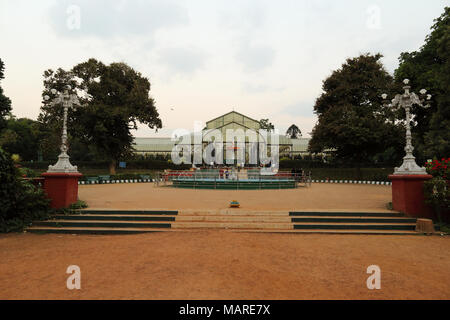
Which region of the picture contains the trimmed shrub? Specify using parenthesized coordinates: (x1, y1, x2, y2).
(20, 159, 191, 171)
(296, 168, 393, 182)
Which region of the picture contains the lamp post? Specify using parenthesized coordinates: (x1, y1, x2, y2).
(41, 84, 83, 209)
(384, 79, 434, 219)
(382, 79, 431, 175)
(44, 85, 80, 173)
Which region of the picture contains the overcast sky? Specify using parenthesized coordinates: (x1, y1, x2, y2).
(0, 0, 447, 137)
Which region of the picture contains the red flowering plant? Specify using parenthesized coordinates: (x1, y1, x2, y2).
(425, 158, 449, 180)
(424, 158, 450, 224)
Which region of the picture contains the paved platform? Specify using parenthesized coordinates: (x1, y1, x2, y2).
(78, 183, 393, 212)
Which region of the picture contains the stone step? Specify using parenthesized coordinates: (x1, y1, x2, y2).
(175, 215, 292, 222)
(233, 229, 421, 235)
(291, 217, 416, 223)
(290, 211, 403, 217)
(171, 221, 294, 229)
(179, 210, 289, 216)
(45, 212, 415, 225)
(171, 221, 416, 230)
(26, 226, 177, 235)
(293, 222, 416, 231)
(25, 209, 423, 235)
(80, 210, 178, 215)
(26, 226, 421, 236)
(52, 214, 176, 221)
(44, 214, 416, 224)
(33, 220, 172, 229)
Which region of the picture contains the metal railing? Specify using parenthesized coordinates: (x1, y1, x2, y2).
(154, 169, 312, 189)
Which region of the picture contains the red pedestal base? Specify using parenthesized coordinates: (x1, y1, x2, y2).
(41, 172, 83, 209)
(389, 174, 433, 218)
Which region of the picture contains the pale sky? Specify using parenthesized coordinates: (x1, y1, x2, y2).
(0, 0, 447, 138)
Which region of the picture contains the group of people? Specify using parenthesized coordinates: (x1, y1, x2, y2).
(220, 168, 238, 180)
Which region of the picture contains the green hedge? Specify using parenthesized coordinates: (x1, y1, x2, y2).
(279, 159, 333, 168)
(20, 160, 191, 170)
(79, 172, 156, 181)
(305, 168, 393, 182)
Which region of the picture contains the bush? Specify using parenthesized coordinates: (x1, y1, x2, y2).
(300, 168, 393, 181)
(424, 158, 450, 223)
(0, 147, 50, 232)
(423, 176, 450, 224)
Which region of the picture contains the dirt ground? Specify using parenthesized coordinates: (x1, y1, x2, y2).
(78, 183, 393, 211)
(0, 231, 449, 299)
(2, 184, 448, 300)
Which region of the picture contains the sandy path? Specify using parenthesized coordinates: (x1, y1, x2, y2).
(0, 231, 449, 299)
(78, 183, 392, 212)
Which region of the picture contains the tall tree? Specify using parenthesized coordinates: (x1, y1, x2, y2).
(38, 68, 81, 161)
(309, 53, 404, 168)
(0, 116, 41, 161)
(39, 59, 162, 174)
(0, 59, 12, 132)
(286, 124, 302, 139)
(395, 7, 449, 160)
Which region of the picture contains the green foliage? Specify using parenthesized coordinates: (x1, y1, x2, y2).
(280, 159, 331, 169)
(423, 177, 450, 223)
(439, 224, 450, 234)
(0, 59, 12, 132)
(0, 147, 50, 232)
(259, 119, 274, 132)
(38, 59, 163, 174)
(424, 157, 450, 223)
(21, 159, 191, 172)
(279, 158, 392, 181)
(51, 200, 88, 216)
(309, 53, 404, 167)
(37, 69, 73, 160)
(395, 7, 450, 160)
(69, 200, 88, 210)
(0, 116, 42, 161)
(17, 166, 38, 178)
(306, 168, 393, 182)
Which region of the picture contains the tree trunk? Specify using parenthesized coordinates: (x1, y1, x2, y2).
(109, 159, 117, 175)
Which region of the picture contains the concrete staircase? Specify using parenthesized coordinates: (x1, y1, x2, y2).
(26, 210, 422, 235)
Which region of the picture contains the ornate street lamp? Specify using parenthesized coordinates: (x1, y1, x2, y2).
(382, 79, 432, 175)
(44, 85, 81, 173)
